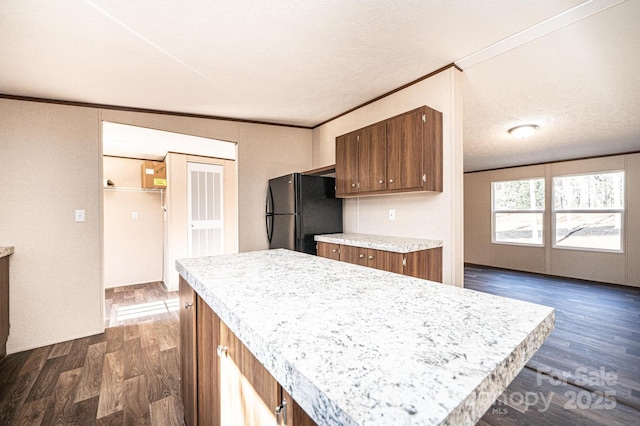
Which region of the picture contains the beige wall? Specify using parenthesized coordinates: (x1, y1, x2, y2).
(0, 99, 104, 353)
(464, 153, 640, 287)
(0, 98, 312, 354)
(103, 157, 163, 288)
(312, 68, 465, 286)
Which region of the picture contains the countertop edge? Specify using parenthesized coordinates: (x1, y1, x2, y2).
(449, 308, 556, 424)
(0, 246, 15, 259)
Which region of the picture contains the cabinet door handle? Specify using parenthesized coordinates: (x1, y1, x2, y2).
(351, 183, 356, 187)
(332, 249, 337, 253)
(379, 179, 384, 184)
(359, 254, 364, 259)
(184, 301, 193, 309)
(275, 400, 287, 425)
(368, 255, 374, 260)
(216, 345, 228, 357)
(389, 178, 394, 183)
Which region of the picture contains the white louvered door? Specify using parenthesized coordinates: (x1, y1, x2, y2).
(187, 162, 224, 257)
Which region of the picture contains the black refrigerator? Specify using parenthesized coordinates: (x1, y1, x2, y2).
(266, 173, 343, 255)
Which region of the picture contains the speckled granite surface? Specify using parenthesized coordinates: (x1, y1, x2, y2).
(315, 233, 443, 253)
(177, 249, 554, 426)
(0, 247, 14, 258)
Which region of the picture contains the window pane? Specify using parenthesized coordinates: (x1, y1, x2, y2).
(555, 212, 622, 250)
(495, 213, 543, 245)
(554, 171, 624, 210)
(494, 178, 544, 211)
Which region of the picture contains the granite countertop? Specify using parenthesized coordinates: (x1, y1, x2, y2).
(177, 249, 554, 426)
(315, 233, 443, 253)
(0, 246, 14, 258)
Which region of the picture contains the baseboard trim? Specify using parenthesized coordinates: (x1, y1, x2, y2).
(6, 328, 105, 356)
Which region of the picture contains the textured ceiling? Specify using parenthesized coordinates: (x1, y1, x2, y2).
(1, 0, 639, 171)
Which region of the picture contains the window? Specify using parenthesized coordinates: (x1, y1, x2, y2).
(553, 171, 624, 252)
(492, 178, 544, 246)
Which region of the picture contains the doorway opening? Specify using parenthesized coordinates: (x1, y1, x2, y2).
(101, 122, 238, 326)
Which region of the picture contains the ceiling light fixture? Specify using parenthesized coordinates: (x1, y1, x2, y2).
(509, 124, 539, 139)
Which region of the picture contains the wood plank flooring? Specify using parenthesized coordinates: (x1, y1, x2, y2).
(0, 281, 183, 425)
(466, 264, 640, 426)
(2, 269, 639, 425)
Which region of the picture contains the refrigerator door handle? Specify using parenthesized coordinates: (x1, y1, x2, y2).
(266, 185, 274, 215)
(266, 214, 273, 243)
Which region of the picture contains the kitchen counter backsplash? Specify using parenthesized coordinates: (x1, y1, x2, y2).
(315, 233, 442, 253)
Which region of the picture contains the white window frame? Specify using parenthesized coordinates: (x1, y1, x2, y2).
(491, 177, 545, 247)
(551, 170, 625, 253)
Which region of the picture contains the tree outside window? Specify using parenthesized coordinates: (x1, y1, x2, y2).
(553, 171, 624, 252)
(492, 178, 544, 246)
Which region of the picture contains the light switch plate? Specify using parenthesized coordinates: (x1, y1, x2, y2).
(389, 209, 396, 220)
(75, 209, 85, 222)
(132, 212, 138, 219)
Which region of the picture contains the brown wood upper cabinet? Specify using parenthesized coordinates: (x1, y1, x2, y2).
(335, 105, 442, 197)
(359, 121, 387, 192)
(335, 130, 359, 195)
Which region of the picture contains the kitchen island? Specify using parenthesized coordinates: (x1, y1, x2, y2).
(177, 249, 554, 425)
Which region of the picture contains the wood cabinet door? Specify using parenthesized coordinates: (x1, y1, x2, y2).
(219, 321, 279, 425)
(179, 277, 197, 426)
(423, 106, 443, 192)
(383, 251, 404, 275)
(335, 131, 359, 196)
(340, 244, 368, 266)
(358, 122, 387, 193)
(363, 249, 403, 274)
(387, 108, 424, 191)
(404, 248, 443, 282)
(283, 388, 317, 426)
(0, 257, 8, 358)
(363, 248, 383, 271)
(317, 242, 341, 261)
(197, 296, 220, 426)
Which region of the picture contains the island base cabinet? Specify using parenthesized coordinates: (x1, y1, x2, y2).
(283, 388, 317, 426)
(180, 277, 317, 425)
(179, 278, 197, 426)
(196, 296, 220, 426)
(219, 320, 279, 425)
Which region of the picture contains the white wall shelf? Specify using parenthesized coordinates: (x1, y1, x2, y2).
(103, 186, 164, 193)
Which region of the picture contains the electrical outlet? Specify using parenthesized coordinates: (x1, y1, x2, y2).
(132, 212, 138, 219)
(75, 209, 85, 222)
(389, 209, 396, 220)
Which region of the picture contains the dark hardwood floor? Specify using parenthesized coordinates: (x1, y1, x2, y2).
(0, 281, 183, 425)
(1, 268, 639, 425)
(466, 265, 640, 426)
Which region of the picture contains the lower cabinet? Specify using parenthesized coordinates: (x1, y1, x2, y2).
(316, 242, 341, 261)
(1, 256, 9, 358)
(318, 242, 442, 282)
(179, 277, 197, 426)
(180, 277, 316, 426)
